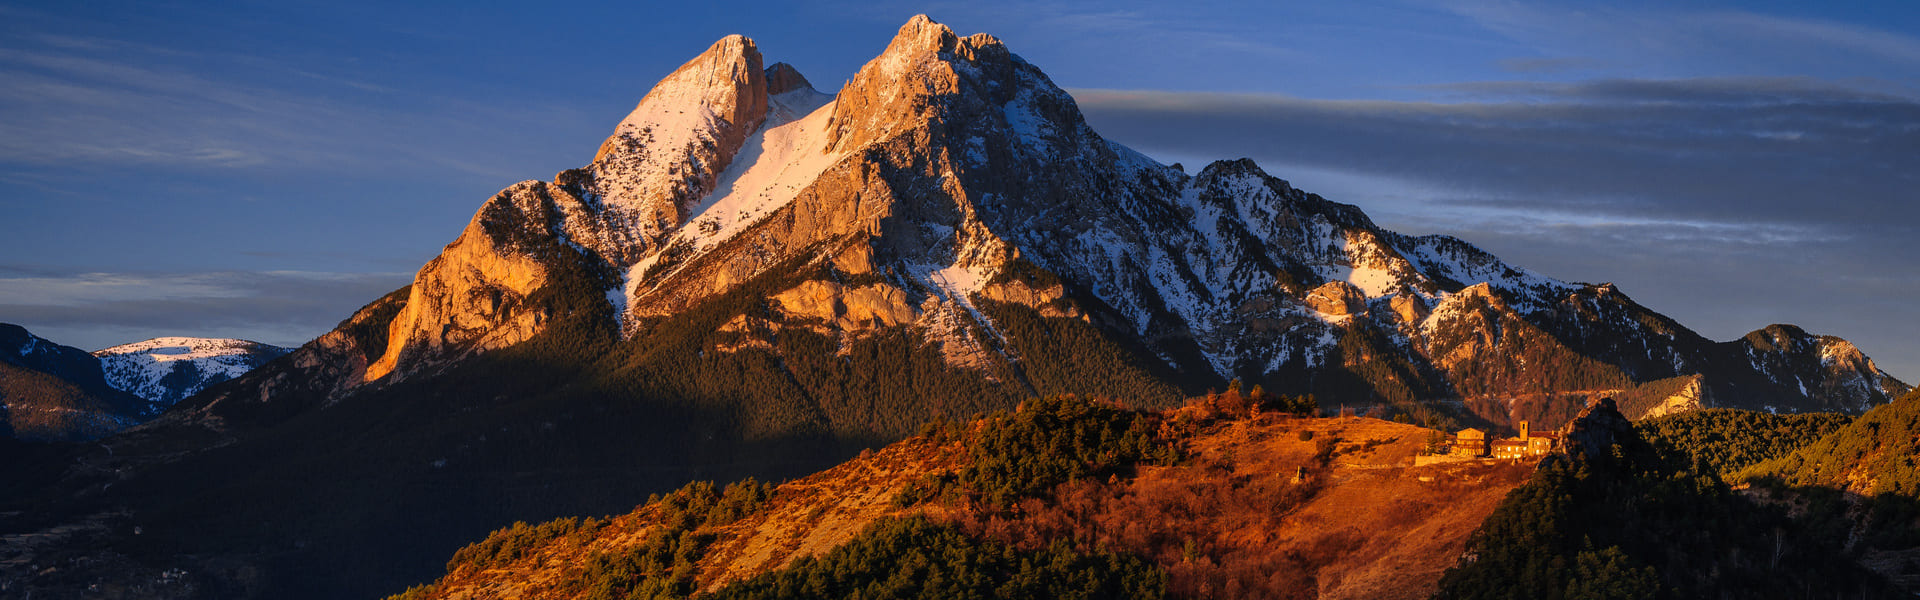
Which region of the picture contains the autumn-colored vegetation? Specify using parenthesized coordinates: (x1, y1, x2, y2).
(1740, 388, 1920, 497)
(916, 391, 1527, 600)
(710, 516, 1167, 600)
(391, 391, 1531, 600)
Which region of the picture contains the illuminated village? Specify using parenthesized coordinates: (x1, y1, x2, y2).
(1447, 421, 1558, 460)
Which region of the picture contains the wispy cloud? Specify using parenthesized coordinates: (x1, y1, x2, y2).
(1072, 77, 1920, 229)
(1496, 56, 1602, 74)
(1698, 10, 1920, 65)
(0, 30, 591, 179)
(0, 41, 358, 168)
(0, 269, 409, 350)
(1442, 1, 1920, 79)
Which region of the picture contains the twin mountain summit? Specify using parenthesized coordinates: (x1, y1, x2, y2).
(2, 15, 1912, 599)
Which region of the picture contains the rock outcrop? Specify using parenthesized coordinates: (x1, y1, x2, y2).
(1554, 398, 1635, 460)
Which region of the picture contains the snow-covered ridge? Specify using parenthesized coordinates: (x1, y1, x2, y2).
(627, 88, 841, 296)
(94, 337, 291, 414)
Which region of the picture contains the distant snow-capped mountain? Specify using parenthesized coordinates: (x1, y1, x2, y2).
(1, 326, 291, 441)
(94, 337, 291, 414)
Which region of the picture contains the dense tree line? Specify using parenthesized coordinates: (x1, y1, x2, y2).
(1435, 411, 1896, 599)
(709, 516, 1167, 600)
(1741, 389, 1920, 497)
(1634, 408, 1851, 480)
(443, 516, 607, 574)
(1737, 389, 1920, 555)
(392, 477, 776, 600)
(899, 394, 1182, 510)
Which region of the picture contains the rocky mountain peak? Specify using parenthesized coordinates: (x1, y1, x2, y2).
(577, 33, 770, 264)
(823, 15, 1025, 153)
(308, 14, 1907, 429)
(764, 62, 812, 95)
(1745, 323, 1812, 352)
(887, 14, 960, 57)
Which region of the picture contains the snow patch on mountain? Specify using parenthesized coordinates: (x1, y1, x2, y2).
(625, 89, 840, 302)
(1394, 234, 1574, 304)
(1323, 263, 1399, 298)
(679, 89, 837, 250)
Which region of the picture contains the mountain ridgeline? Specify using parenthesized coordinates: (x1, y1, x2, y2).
(0, 323, 146, 441)
(190, 17, 1903, 436)
(0, 15, 1909, 600)
(0, 324, 289, 442)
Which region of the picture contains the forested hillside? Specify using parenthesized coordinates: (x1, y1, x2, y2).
(1634, 408, 1851, 480)
(1435, 403, 1896, 599)
(1742, 389, 1920, 496)
(393, 392, 1530, 600)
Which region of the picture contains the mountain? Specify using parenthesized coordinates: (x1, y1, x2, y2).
(0, 323, 146, 441)
(244, 15, 1902, 433)
(1, 15, 1909, 599)
(1743, 387, 1920, 497)
(0, 326, 288, 442)
(93, 337, 291, 415)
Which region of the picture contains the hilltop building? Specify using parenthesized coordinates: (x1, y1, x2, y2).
(1450, 421, 1557, 459)
(1490, 421, 1558, 459)
(1451, 428, 1487, 457)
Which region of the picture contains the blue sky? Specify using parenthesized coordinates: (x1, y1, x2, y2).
(1, 0, 1916, 379)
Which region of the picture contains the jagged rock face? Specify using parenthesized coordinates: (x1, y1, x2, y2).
(772, 280, 918, 332)
(1636, 375, 1707, 419)
(1553, 397, 1635, 460)
(365, 181, 613, 382)
(175, 287, 408, 425)
(295, 15, 1904, 426)
(764, 62, 811, 95)
(573, 35, 770, 266)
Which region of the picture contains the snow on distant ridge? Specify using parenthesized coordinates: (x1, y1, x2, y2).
(94, 337, 291, 414)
